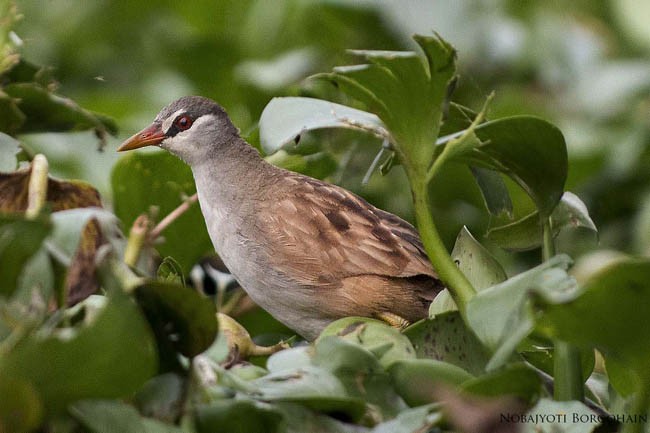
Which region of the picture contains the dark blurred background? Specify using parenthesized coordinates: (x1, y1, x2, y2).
(15, 0, 650, 270)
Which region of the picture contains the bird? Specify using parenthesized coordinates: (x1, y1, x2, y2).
(118, 96, 444, 340)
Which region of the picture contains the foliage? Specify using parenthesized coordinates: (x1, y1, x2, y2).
(2, 1, 650, 432)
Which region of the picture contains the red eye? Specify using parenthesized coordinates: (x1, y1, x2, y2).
(175, 115, 193, 130)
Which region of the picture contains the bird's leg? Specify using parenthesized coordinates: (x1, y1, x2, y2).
(375, 312, 411, 330)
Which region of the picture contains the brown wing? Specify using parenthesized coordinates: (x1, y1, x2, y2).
(258, 174, 438, 288)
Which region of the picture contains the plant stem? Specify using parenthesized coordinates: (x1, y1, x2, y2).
(411, 180, 475, 317)
(26, 154, 49, 219)
(543, 218, 584, 401)
(124, 214, 150, 267)
(149, 193, 198, 240)
(553, 340, 584, 401)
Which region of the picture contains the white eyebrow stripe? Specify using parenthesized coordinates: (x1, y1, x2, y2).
(162, 109, 186, 133)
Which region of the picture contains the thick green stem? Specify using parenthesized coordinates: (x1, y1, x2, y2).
(544, 219, 584, 401)
(553, 340, 584, 401)
(411, 179, 475, 317)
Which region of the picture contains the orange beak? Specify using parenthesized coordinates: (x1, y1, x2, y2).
(117, 123, 166, 152)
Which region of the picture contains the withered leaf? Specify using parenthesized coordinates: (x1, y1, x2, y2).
(0, 165, 101, 213)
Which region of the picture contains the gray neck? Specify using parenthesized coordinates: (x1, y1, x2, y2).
(190, 138, 273, 207)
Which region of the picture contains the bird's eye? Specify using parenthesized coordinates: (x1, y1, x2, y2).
(175, 115, 193, 130)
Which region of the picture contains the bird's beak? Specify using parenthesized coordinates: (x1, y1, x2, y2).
(117, 123, 166, 152)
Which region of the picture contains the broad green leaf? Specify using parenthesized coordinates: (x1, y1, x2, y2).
(229, 364, 268, 381)
(134, 373, 185, 423)
(372, 404, 442, 433)
(71, 400, 184, 433)
(194, 399, 284, 433)
(466, 255, 578, 370)
(0, 214, 50, 297)
(0, 289, 157, 415)
(111, 151, 212, 273)
(0, 132, 19, 172)
(451, 226, 507, 291)
(318, 317, 416, 369)
(404, 311, 491, 376)
(470, 166, 513, 217)
(487, 192, 597, 251)
(536, 259, 650, 388)
(518, 336, 595, 383)
(267, 346, 312, 373)
(322, 34, 456, 173)
(259, 97, 387, 154)
(313, 336, 406, 418)
(465, 116, 568, 218)
(0, 375, 42, 433)
(265, 150, 338, 180)
(0, 90, 25, 134)
(4, 83, 117, 136)
(431, 226, 507, 317)
(431, 93, 491, 173)
(520, 399, 599, 433)
(439, 103, 477, 137)
(251, 365, 366, 421)
(134, 281, 218, 358)
(461, 363, 542, 402)
(277, 402, 368, 433)
(389, 359, 474, 407)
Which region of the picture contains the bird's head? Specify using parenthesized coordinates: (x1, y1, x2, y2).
(118, 96, 239, 164)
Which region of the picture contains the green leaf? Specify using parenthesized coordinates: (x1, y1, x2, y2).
(313, 336, 407, 418)
(112, 151, 212, 273)
(4, 83, 117, 136)
(318, 317, 416, 369)
(0, 0, 20, 75)
(470, 166, 513, 217)
(465, 116, 568, 218)
(0, 375, 42, 433)
(267, 346, 312, 373)
(323, 34, 456, 173)
(259, 97, 387, 155)
(0, 132, 19, 172)
(518, 336, 595, 383)
(461, 363, 542, 402)
(250, 365, 366, 421)
(536, 258, 650, 387)
(194, 399, 284, 433)
(371, 404, 442, 433)
(389, 359, 474, 407)
(430, 226, 508, 317)
(0, 214, 50, 297)
(0, 289, 157, 416)
(487, 192, 597, 251)
(157, 257, 185, 287)
(71, 400, 184, 433)
(134, 281, 218, 358)
(404, 312, 491, 376)
(134, 373, 185, 423)
(466, 254, 578, 370)
(452, 226, 507, 291)
(0, 90, 25, 134)
(265, 150, 338, 179)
